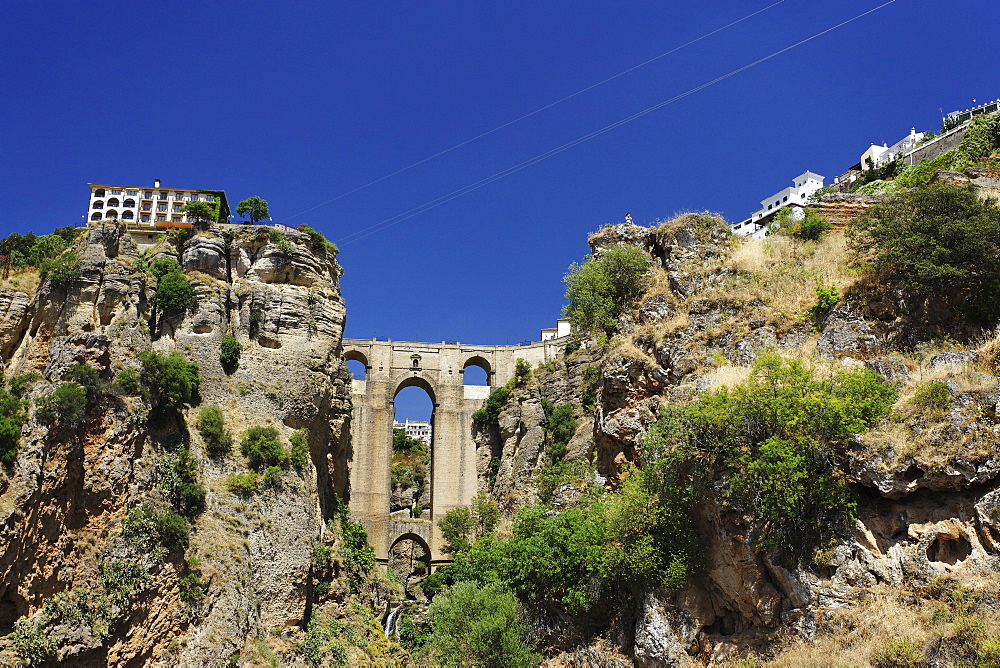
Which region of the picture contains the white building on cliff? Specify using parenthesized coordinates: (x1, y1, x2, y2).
(730, 171, 825, 239)
(87, 179, 230, 226)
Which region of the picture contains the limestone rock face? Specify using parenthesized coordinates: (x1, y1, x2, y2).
(0, 222, 351, 665)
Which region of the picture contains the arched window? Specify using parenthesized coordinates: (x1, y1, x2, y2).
(462, 356, 492, 385)
(391, 379, 434, 520)
(344, 350, 369, 380)
(92, 200, 103, 209)
(105, 209, 118, 219)
(91, 212, 102, 221)
(94, 189, 105, 197)
(122, 211, 134, 220)
(107, 198, 120, 207)
(123, 198, 136, 208)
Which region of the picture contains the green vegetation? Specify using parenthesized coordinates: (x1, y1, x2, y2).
(564, 244, 650, 335)
(848, 183, 1000, 324)
(785, 208, 832, 241)
(38, 251, 81, 287)
(303, 617, 349, 667)
(955, 110, 1000, 167)
(241, 425, 290, 469)
(299, 225, 339, 255)
(811, 280, 840, 320)
(197, 406, 232, 456)
(36, 382, 87, 427)
(0, 382, 28, 464)
(123, 505, 190, 551)
(392, 427, 425, 454)
(268, 228, 294, 254)
(236, 196, 270, 224)
(179, 557, 208, 602)
(911, 379, 952, 410)
(154, 269, 197, 312)
(513, 358, 532, 386)
(1, 226, 81, 269)
(471, 386, 509, 431)
(181, 200, 219, 226)
(542, 400, 576, 464)
(219, 335, 242, 372)
(430, 354, 895, 619)
(580, 365, 599, 411)
(138, 351, 200, 411)
(226, 472, 262, 497)
(9, 617, 58, 664)
(426, 581, 538, 668)
(289, 429, 310, 467)
(158, 448, 207, 518)
(7, 371, 41, 398)
(439, 494, 499, 554)
(112, 368, 142, 396)
(99, 558, 151, 607)
(149, 257, 182, 278)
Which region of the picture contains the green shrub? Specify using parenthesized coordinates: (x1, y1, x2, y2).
(158, 448, 206, 517)
(789, 209, 832, 241)
(36, 382, 87, 426)
(65, 363, 105, 402)
(341, 517, 375, 591)
(427, 581, 539, 667)
(100, 558, 151, 607)
(226, 472, 262, 497)
(513, 358, 532, 386)
(298, 225, 339, 255)
(197, 406, 232, 456)
(241, 426, 289, 470)
(10, 617, 58, 664)
(112, 368, 142, 396)
(179, 557, 207, 601)
(156, 511, 190, 550)
(138, 351, 200, 411)
(440, 494, 499, 554)
(872, 637, 923, 668)
(39, 252, 81, 287)
(155, 270, 197, 312)
(219, 335, 242, 372)
(472, 386, 509, 431)
(580, 365, 599, 411)
(563, 245, 650, 335)
(289, 429, 310, 467)
(911, 379, 952, 410)
(848, 183, 1000, 324)
(149, 257, 182, 279)
(811, 281, 840, 320)
(0, 387, 28, 465)
(7, 371, 41, 398)
(392, 427, 425, 454)
(542, 400, 576, 464)
(311, 542, 333, 568)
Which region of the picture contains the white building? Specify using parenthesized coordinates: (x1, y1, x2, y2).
(540, 318, 571, 341)
(860, 128, 926, 171)
(87, 179, 230, 226)
(730, 171, 825, 239)
(393, 419, 432, 447)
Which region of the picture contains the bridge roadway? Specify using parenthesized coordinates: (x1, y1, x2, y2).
(341, 337, 566, 568)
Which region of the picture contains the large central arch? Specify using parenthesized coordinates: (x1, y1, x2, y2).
(342, 337, 566, 565)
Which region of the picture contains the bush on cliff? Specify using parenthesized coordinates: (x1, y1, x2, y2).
(36, 382, 87, 427)
(0, 386, 28, 465)
(219, 335, 241, 372)
(138, 351, 200, 411)
(241, 426, 290, 469)
(848, 183, 1000, 324)
(197, 406, 232, 455)
(154, 269, 197, 313)
(563, 245, 649, 336)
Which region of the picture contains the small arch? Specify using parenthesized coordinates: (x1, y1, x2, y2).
(92, 200, 104, 209)
(395, 375, 436, 405)
(123, 198, 136, 208)
(90, 212, 101, 221)
(107, 198, 120, 207)
(105, 209, 118, 219)
(462, 355, 492, 386)
(344, 349, 369, 380)
(122, 211, 134, 220)
(388, 532, 432, 594)
(94, 189, 105, 198)
(390, 531, 431, 557)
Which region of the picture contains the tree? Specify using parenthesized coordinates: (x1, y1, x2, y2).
(197, 406, 232, 456)
(181, 200, 218, 226)
(137, 351, 200, 411)
(427, 581, 538, 667)
(241, 425, 289, 469)
(563, 245, 650, 335)
(154, 270, 197, 312)
(236, 196, 270, 224)
(392, 427, 425, 453)
(847, 183, 1000, 323)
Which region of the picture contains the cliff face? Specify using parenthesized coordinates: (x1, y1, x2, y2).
(481, 213, 1000, 665)
(0, 222, 355, 665)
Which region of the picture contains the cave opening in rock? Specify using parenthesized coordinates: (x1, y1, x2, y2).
(388, 534, 431, 599)
(926, 533, 973, 565)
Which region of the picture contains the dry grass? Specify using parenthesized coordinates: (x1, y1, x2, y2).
(0, 267, 41, 296)
(702, 365, 753, 390)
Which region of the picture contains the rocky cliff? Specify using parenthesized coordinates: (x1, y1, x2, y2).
(0, 222, 382, 665)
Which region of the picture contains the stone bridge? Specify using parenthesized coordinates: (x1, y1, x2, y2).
(342, 337, 566, 568)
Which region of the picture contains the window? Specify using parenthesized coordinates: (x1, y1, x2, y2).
(157, 204, 167, 212)
(172, 216, 181, 222)
(91, 212, 102, 221)
(111, 189, 121, 195)
(191, 195, 201, 202)
(126, 190, 138, 196)
(174, 192, 183, 199)
(173, 205, 182, 212)
(94, 189, 105, 197)
(156, 215, 166, 221)
(158, 191, 168, 199)
(92, 200, 103, 208)
(142, 203, 151, 211)
(767, 204, 773, 210)
(783, 196, 788, 202)
(141, 214, 150, 222)
(144, 191, 152, 199)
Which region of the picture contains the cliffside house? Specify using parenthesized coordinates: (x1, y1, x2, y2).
(860, 128, 926, 171)
(393, 419, 432, 447)
(540, 319, 571, 341)
(87, 179, 230, 227)
(730, 171, 825, 239)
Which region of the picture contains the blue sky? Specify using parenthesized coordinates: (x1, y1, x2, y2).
(3, 1, 996, 419)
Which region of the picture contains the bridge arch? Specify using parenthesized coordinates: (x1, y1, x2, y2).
(393, 375, 437, 405)
(462, 355, 492, 385)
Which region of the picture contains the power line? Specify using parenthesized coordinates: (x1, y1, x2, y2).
(335, 0, 898, 247)
(274, 0, 788, 226)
